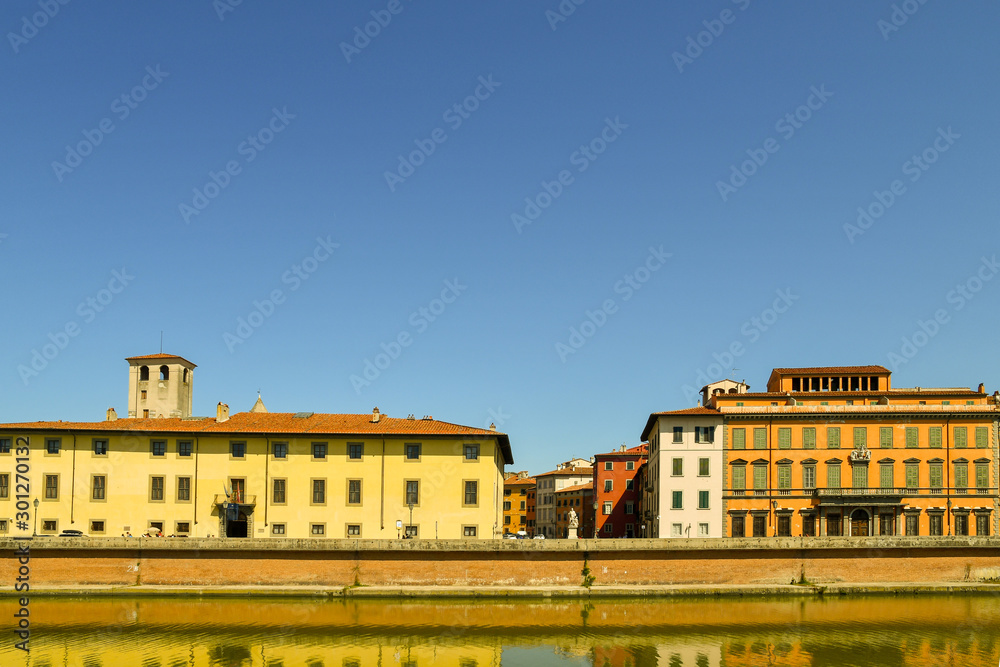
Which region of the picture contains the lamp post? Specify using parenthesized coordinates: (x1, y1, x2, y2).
(407, 502, 414, 538)
(32, 498, 39, 537)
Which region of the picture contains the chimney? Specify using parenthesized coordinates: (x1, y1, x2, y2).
(490, 422, 496, 431)
(106, 407, 117, 422)
(978, 383, 986, 394)
(372, 407, 380, 423)
(216, 402, 230, 423)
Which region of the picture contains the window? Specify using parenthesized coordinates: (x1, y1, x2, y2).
(976, 426, 989, 448)
(977, 463, 989, 492)
(230, 478, 245, 503)
(404, 525, 418, 538)
(827, 427, 841, 449)
(42, 520, 57, 533)
(626, 460, 635, 471)
(602, 501, 613, 515)
(672, 426, 683, 443)
(90, 520, 105, 534)
(405, 480, 419, 505)
(852, 465, 867, 489)
(905, 427, 918, 448)
(272, 479, 286, 504)
(827, 514, 842, 536)
(0, 474, 8, 499)
(905, 463, 919, 489)
(879, 514, 895, 536)
(405, 443, 421, 460)
(175, 521, 190, 535)
(777, 515, 791, 537)
(625, 501, 635, 514)
(929, 427, 942, 448)
(273, 442, 288, 459)
(929, 514, 943, 536)
(464, 444, 479, 461)
(803, 428, 816, 450)
(777, 465, 791, 493)
(45, 474, 59, 499)
(977, 514, 990, 536)
(803, 515, 816, 536)
(671, 523, 682, 537)
(880, 427, 893, 448)
(93, 439, 108, 456)
(954, 427, 968, 448)
(732, 466, 746, 492)
(671, 491, 683, 509)
(178, 440, 192, 457)
(778, 428, 791, 449)
(604, 461, 613, 471)
(311, 524, 326, 536)
(752, 515, 766, 537)
(604, 479, 613, 492)
(698, 490, 710, 509)
(955, 463, 968, 491)
(672, 458, 683, 476)
(463, 526, 478, 538)
(231, 441, 246, 458)
(272, 524, 286, 535)
(0, 438, 11, 453)
(150, 476, 164, 502)
(311, 442, 327, 459)
(929, 462, 943, 492)
(803, 464, 816, 490)
(695, 426, 714, 444)
(141, 390, 147, 400)
(853, 427, 867, 449)
(753, 466, 766, 493)
(312, 479, 326, 504)
(151, 440, 166, 457)
(347, 524, 362, 537)
(955, 514, 969, 536)
(159, 365, 169, 380)
(46, 438, 60, 454)
(906, 513, 919, 536)
(348, 442, 364, 460)
(503, 501, 511, 511)
(348, 479, 362, 505)
(626, 479, 634, 490)
(698, 458, 710, 476)
(827, 464, 841, 489)
(879, 464, 893, 489)
(731, 515, 745, 537)
(464, 480, 478, 506)
(520, 501, 525, 510)
(753, 428, 766, 449)
(732, 428, 746, 449)
(91, 475, 106, 501)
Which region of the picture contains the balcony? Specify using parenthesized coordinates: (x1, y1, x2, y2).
(814, 487, 905, 505)
(213, 494, 257, 507)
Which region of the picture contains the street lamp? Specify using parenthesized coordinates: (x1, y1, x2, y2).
(407, 502, 414, 538)
(32, 498, 39, 537)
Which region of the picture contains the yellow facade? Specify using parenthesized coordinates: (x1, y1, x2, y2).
(0, 417, 511, 540)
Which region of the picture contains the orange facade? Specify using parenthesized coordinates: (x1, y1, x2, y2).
(502, 475, 535, 536)
(714, 366, 998, 538)
(555, 482, 594, 538)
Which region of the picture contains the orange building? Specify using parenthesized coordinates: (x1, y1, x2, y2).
(593, 444, 648, 538)
(700, 365, 999, 538)
(502, 472, 535, 536)
(555, 482, 594, 538)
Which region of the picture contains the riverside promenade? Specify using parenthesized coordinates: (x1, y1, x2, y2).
(3, 536, 1000, 595)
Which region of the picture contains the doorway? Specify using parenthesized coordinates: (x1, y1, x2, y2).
(850, 509, 870, 536)
(226, 510, 249, 538)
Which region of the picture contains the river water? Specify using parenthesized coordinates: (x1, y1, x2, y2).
(0, 594, 998, 666)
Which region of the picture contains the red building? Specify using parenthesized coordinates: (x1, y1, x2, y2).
(593, 444, 648, 538)
(555, 482, 594, 538)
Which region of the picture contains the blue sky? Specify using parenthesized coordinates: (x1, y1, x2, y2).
(2, 1, 998, 475)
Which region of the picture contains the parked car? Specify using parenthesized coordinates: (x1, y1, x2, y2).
(503, 533, 518, 539)
(58, 529, 84, 537)
(532, 534, 545, 540)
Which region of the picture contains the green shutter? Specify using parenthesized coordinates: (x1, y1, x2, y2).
(778, 465, 791, 489)
(955, 427, 968, 448)
(976, 464, 989, 489)
(930, 463, 943, 488)
(880, 427, 893, 448)
(827, 465, 841, 488)
(976, 426, 988, 448)
(905, 427, 918, 448)
(753, 466, 766, 489)
(955, 463, 968, 489)
(929, 427, 942, 448)
(803, 428, 816, 449)
(905, 464, 918, 489)
(753, 428, 766, 449)
(853, 427, 867, 448)
(852, 465, 867, 489)
(778, 428, 791, 449)
(827, 427, 840, 449)
(732, 466, 745, 490)
(880, 464, 894, 488)
(733, 428, 745, 450)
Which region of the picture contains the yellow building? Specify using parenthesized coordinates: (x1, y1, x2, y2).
(0, 354, 512, 540)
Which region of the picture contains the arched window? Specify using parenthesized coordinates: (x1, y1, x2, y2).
(159, 365, 169, 381)
(183, 369, 189, 383)
(139, 366, 149, 381)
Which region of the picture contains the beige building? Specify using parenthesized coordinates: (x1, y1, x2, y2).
(534, 459, 593, 538)
(0, 354, 513, 540)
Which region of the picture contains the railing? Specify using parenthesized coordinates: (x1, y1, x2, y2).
(814, 487, 906, 497)
(213, 494, 257, 506)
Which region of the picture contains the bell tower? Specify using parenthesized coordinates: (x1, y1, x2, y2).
(126, 353, 197, 418)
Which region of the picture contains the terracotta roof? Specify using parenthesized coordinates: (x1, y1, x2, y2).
(504, 476, 535, 486)
(715, 389, 979, 399)
(535, 466, 593, 478)
(771, 365, 890, 375)
(640, 407, 720, 441)
(0, 411, 513, 464)
(125, 353, 197, 367)
(594, 443, 649, 457)
(557, 482, 594, 494)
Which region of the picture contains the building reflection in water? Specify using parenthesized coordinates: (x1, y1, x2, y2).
(0, 595, 998, 666)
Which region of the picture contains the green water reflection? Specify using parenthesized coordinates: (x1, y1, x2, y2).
(0, 594, 998, 666)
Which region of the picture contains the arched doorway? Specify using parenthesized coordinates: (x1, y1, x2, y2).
(850, 509, 870, 536)
(226, 510, 249, 538)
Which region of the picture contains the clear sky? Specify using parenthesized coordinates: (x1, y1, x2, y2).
(2, 1, 998, 475)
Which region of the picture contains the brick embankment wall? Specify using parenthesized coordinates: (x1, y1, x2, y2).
(2, 536, 999, 589)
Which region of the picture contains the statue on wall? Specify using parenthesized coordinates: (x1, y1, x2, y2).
(568, 508, 579, 529)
